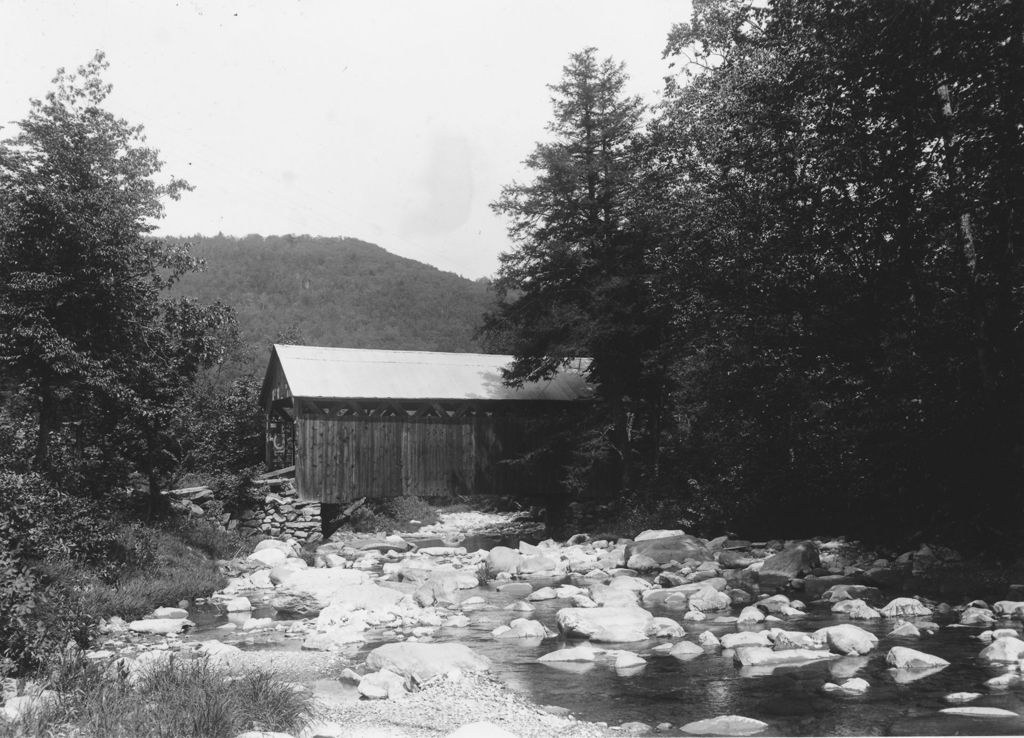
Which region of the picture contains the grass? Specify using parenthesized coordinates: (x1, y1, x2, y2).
(75, 523, 233, 622)
(2, 653, 314, 738)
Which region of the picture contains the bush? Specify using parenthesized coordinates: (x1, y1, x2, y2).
(334, 496, 440, 534)
(5, 653, 313, 738)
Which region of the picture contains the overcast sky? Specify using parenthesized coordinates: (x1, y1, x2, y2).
(2, 0, 691, 279)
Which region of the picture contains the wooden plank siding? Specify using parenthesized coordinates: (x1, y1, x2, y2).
(294, 409, 518, 503)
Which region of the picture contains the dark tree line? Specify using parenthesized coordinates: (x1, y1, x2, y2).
(484, 1, 1024, 549)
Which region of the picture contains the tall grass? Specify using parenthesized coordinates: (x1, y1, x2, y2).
(3, 653, 313, 738)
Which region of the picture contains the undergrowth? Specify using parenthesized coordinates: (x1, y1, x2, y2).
(336, 496, 441, 533)
(2, 653, 313, 738)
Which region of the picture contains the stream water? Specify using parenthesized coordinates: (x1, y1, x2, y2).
(187, 549, 1024, 736)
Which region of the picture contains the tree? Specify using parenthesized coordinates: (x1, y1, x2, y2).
(0, 53, 230, 497)
(645, 0, 1024, 545)
(484, 48, 669, 494)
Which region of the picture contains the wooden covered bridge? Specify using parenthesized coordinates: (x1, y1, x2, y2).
(260, 344, 593, 503)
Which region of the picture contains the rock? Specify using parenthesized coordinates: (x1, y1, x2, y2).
(720, 631, 771, 649)
(687, 632, 716, 651)
(880, 597, 931, 618)
(365, 642, 490, 684)
(614, 651, 647, 669)
(993, 600, 1024, 617)
(830, 599, 881, 619)
(939, 707, 1019, 718)
(669, 641, 704, 659)
(885, 646, 950, 669)
(733, 647, 834, 667)
(1, 690, 58, 722)
(128, 618, 192, 635)
(519, 555, 558, 575)
(626, 553, 661, 571)
(485, 546, 521, 576)
(979, 636, 1024, 662)
(270, 568, 372, 615)
(242, 617, 273, 631)
(820, 583, 881, 603)
(679, 715, 769, 736)
(538, 644, 596, 663)
(197, 640, 242, 665)
(649, 617, 685, 638)
(225, 596, 252, 613)
(813, 624, 879, 656)
(635, 529, 687, 541)
(527, 586, 557, 601)
(247, 547, 290, 568)
(959, 606, 995, 625)
(985, 672, 1021, 689)
(608, 576, 652, 592)
(269, 559, 308, 585)
(358, 669, 407, 699)
(688, 587, 731, 612)
(737, 606, 766, 624)
(944, 692, 982, 703)
(718, 551, 758, 569)
(888, 621, 921, 638)
(772, 630, 821, 650)
(556, 607, 655, 643)
(758, 541, 819, 586)
(151, 607, 189, 619)
(823, 677, 870, 694)
(590, 584, 640, 608)
(625, 535, 712, 565)
(494, 618, 546, 639)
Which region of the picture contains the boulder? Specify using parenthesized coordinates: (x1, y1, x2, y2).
(813, 624, 878, 656)
(698, 630, 721, 648)
(822, 678, 870, 695)
(151, 607, 189, 619)
(225, 597, 252, 613)
(688, 587, 731, 612)
(939, 707, 1019, 718)
(365, 642, 490, 683)
(669, 640, 705, 659)
(635, 529, 687, 541)
(879, 598, 932, 618)
(556, 606, 654, 642)
(721, 631, 771, 649)
(538, 645, 595, 663)
(625, 535, 712, 565)
(758, 541, 820, 586)
(358, 669, 407, 699)
(979, 636, 1024, 662)
(737, 606, 766, 624)
(993, 600, 1024, 617)
(679, 715, 769, 736)
(485, 546, 521, 577)
(270, 568, 373, 615)
(614, 651, 647, 669)
(626, 553, 661, 571)
(885, 646, 950, 669)
(830, 599, 881, 619)
(733, 647, 834, 667)
(960, 607, 995, 626)
(247, 547, 290, 568)
(494, 618, 546, 639)
(129, 618, 192, 635)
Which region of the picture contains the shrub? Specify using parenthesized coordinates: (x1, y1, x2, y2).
(334, 496, 440, 534)
(6, 654, 314, 738)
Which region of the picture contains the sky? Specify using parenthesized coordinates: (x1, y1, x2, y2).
(1, 0, 692, 279)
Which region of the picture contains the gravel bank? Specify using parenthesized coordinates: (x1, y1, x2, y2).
(317, 671, 609, 738)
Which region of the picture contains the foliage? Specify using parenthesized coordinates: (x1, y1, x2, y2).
(0, 52, 233, 498)
(4, 655, 313, 738)
(484, 48, 672, 494)
(630, 0, 1024, 545)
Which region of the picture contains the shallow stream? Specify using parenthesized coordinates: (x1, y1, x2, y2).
(184, 561, 1024, 738)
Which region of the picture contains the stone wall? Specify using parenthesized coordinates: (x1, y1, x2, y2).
(232, 479, 322, 543)
(166, 478, 322, 544)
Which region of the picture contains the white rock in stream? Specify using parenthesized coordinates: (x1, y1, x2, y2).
(813, 624, 879, 656)
(538, 645, 596, 663)
(822, 677, 869, 694)
(944, 692, 981, 703)
(885, 646, 950, 669)
(679, 715, 769, 736)
(614, 651, 647, 669)
(556, 606, 654, 642)
(979, 636, 1024, 662)
(734, 647, 834, 667)
(129, 618, 192, 635)
(880, 597, 932, 618)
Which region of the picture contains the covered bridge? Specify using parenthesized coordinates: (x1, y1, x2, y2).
(260, 344, 593, 503)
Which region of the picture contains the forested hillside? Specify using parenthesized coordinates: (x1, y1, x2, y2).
(169, 234, 492, 372)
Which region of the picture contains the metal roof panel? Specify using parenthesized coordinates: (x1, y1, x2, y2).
(270, 344, 593, 402)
